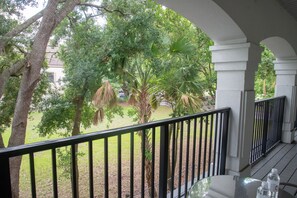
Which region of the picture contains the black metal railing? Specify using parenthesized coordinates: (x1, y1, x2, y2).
(0, 108, 230, 198)
(250, 96, 285, 165)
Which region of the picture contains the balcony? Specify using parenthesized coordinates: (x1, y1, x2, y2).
(1, 96, 297, 197)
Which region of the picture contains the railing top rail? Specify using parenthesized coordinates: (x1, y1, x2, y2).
(255, 96, 285, 103)
(0, 107, 230, 158)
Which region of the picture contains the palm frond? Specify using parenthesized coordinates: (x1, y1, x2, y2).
(93, 108, 105, 125)
(150, 94, 158, 110)
(93, 81, 117, 108)
(180, 94, 201, 110)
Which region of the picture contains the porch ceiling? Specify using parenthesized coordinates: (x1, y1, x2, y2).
(279, 0, 297, 21)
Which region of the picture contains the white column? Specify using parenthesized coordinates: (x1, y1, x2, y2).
(210, 43, 262, 176)
(274, 59, 297, 143)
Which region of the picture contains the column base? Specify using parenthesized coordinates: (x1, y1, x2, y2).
(282, 130, 294, 143)
(227, 165, 251, 177)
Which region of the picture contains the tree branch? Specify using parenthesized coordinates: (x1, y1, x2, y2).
(13, 44, 28, 56)
(0, 10, 44, 54)
(56, 0, 81, 25)
(78, 3, 128, 16)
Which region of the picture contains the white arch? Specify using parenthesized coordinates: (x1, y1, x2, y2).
(157, 0, 246, 45)
(261, 37, 297, 60)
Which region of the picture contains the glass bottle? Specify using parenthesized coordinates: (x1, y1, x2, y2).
(267, 168, 280, 198)
(256, 181, 271, 198)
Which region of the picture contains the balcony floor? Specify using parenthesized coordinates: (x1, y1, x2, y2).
(251, 142, 297, 196)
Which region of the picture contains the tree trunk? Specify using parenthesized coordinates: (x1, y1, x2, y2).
(141, 131, 157, 197)
(71, 95, 84, 198)
(8, 1, 62, 197)
(167, 122, 179, 191)
(136, 84, 157, 197)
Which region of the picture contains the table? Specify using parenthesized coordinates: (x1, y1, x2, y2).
(188, 175, 294, 198)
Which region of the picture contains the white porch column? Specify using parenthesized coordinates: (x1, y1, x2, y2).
(210, 43, 262, 177)
(274, 59, 297, 143)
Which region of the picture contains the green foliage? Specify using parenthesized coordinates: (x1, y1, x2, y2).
(0, 0, 37, 17)
(0, 77, 19, 133)
(104, 105, 124, 128)
(37, 92, 75, 137)
(255, 46, 276, 99)
(56, 147, 85, 179)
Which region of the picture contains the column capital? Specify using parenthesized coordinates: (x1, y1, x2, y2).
(274, 58, 297, 75)
(210, 42, 262, 72)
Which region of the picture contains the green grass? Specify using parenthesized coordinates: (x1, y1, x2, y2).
(2, 105, 172, 146)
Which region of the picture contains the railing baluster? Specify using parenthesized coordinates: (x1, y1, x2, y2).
(130, 132, 134, 197)
(257, 103, 263, 159)
(185, 119, 191, 195)
(197, 116, 203, 179)
(208, 114, 214, 177)
(104, 138, 109, 198)
(29, 153, 36, 198)
(279, 97, 285, 140)
(212, 113, 218, 176)
(0, 156, 12, 197)
(118, 135, 122, 198)
(262, 101, 269, 156)
(159, 124, 169, 198)
(250, 104, 257, 163)
(177, 121, 184, 197)
(217, 114, 223, 175)
(141, 129, 145, 198)
(71, 144, 77, 198)
(52, 149, 58, 198)
(170, 123, 176, 198)
(220, 111, 229, 175)
(151, 127, 155, 198)
(203, 116, 208, 178)
(191, 118, 197, 184)
(88, 141, 94, 198)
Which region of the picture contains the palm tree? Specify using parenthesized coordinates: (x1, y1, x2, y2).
(127, 62, 158, 197)
(157, 38, 202, 191)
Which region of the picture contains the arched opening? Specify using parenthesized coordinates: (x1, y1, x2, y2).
(261, 37, 296, 60)
(157, 0, 246, 44)
(255, 37, 297, 99)
(256, 36, 297, 144)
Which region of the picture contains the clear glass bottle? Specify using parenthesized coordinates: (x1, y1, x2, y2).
(256, 181, 271, 198)
(267, 168, 280, 198)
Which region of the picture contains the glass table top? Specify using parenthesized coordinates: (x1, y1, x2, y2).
(188, 175, 294, 198)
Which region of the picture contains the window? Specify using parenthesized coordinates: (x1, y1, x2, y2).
(48, 72, 55, 83)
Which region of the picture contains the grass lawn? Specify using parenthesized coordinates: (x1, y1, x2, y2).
(2, 104, 172, 146)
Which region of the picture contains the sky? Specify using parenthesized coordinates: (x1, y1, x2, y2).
(23, 1, 45, 19)
(22, 1, 106, 26)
